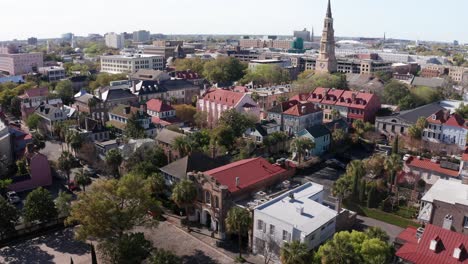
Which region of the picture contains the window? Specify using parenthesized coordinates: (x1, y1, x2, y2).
(282, 230, 291, 242)
(464, 216, 468, 228)
(257, 220, 264, 230)
(270, 224, 275, 235)
(214, 196, 219, 208)
(205, 191, 211, 204)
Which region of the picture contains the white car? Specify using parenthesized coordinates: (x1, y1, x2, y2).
(6, 191, 20, 204)
(403, 154, 411, 161)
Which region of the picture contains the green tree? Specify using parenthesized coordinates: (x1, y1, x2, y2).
(367, 184, 377, 208)
(332, 128, 346, 145)
(173, 104, 197, 124)
(149, 249, 181, 264)
(211, 125, 236, 151)
(0, 196, 19, 237)
(225, 206, 252, 260)
(315, 230, 391, 264)
(16, 158, 28, 175)
(125, 145, 168, 175)
(347, 160, 365, 197)
(174, 57, 206, 76)
(31, 133, 46, 150)
(384, 154, 403, 188)
(203, 57, 247, 84)
(293, 72, 347, 93)
(359, 179, 367, 203)
(382, 80, 409, 105)
(66, 173, 160, 241)
(55, 80, 74, 104)
(75, 169, 92, 192)
(58, 151, 74, 182)
(23, 187, 58, 223)
(125, 113, 146, 139)
(290, 137, 315, 164)
(105, 149, 123, 178)
(364, 227, 390, 243)
(9, 96, 22, 118)
(69, 132, 84, 157)
(89, 73, 128, 91)
(171, 179, 197, 230)
(280, 241, 309, 264)
(240, 64, 290, 85)
(26, 113, 41, 130)
(99, 232, 153, 264)
(194, 111, 208, 129)
(218, 109, 256, 137)
(392, 135, 399, 155)
(172, 136, 192, 157)
(55, 190, 72, 217)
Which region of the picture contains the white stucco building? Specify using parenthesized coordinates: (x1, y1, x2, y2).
(252, 182, 337, 262)
(105, 32, 125, 49)
(100, 54, 164, 74)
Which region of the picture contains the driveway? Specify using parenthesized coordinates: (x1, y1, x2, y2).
(136, 222, 234, 264)
(0, 228, 90, 264)
(355, 215, 404, 242)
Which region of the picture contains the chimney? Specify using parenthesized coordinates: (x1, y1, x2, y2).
(296, 206, 304, 215)
(351, 93, 357, 103)
(442, 214, 453, 230)
(301, 105, 306, 114)
(132, 81, 136, 93)
(235, 177, 240, 188)
(98, 89, 102, 100)
(288, 192, 295, 201)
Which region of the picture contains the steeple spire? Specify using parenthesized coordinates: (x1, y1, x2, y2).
(326, 0, 332, 18)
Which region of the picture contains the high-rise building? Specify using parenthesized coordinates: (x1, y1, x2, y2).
(61, 33, 74, 41)
(27, 37, 38, 46)
(315, 0, 337, 74)
(133, 30, 151, 43)
(105, 32, 125, 49)
(293, 28, 311, 42)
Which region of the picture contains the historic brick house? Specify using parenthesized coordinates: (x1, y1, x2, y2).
(308, 88, 380, 123)
(73, 92, 108, 122)
(186, 157, 295, 238)
(267, 100, 323, 135)
(197, 88, 260, 127)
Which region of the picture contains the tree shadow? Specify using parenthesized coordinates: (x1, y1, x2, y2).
(41, 228, 90, 255)
(0, 242, 55, 264)
(182, 249, 220, 264)
(353, 218, 370, 232)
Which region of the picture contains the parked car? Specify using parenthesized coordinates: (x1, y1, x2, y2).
(6, 191, 21, 204)
(325, 159, 346, 169)
(67, 180, 80, 192)
(403, 154, 411, 161)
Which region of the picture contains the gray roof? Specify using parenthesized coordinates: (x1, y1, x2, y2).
(397, 102, 444, 123)
(35, 104, 66, 119)
(155, 128, 186, 145)
(305, 124, 331, 138)
(254, 120, 278, 137)
(411, 77, 446, 88)
(160, 152, 224, 180)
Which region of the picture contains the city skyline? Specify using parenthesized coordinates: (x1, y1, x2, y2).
(1, 0, 467, 43)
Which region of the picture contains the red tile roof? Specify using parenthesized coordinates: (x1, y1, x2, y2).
(290, 93, 310, 102)
(283, 102, 321, 116)
(445, 114, 467, 128)
(334, 90, 375, 109)
(24, 87, 49, 98)
(396, 224, 468, 264)
(203, 157, 287, 193)
(406, 157, 459, 177)
(322, 89, 345, 105)
(146, 99, 174, 112)
(202, 89, 245, 107)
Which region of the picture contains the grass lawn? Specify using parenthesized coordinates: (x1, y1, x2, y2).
(344, 200, 420, 228)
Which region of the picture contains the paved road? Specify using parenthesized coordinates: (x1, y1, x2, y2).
(0, 228, 90, 264)
(355, 215, 404, 242)
(136, 222, 234, 264)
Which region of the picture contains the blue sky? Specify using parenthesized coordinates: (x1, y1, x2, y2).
(1, 0, 467, 43)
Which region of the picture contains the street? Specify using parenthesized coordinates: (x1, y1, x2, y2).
(355, 215, 404, 242)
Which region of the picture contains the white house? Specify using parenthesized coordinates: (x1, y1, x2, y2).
(423, 110, 468, 149)
(253, 182, 337, 262)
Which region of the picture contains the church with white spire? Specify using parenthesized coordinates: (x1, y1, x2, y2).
(315, 0, 337, 74)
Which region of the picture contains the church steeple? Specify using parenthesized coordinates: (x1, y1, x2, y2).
(315, 0, 337, 74)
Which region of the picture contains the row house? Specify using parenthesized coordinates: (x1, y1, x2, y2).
(73, 92, 108, 122)
(131, 79, 201, 105)
(9, 151, 52, 193)
(186, 157, 295, 238)
(20, 87, 62, 120)
(107, 104, 157, 137)
(34, 103, 68, 137)
(423, 110, 468, 149)
(198, 89, 260, 127)
(267, 100, 323, 135)
(94, 85, 139, 109)
(404, 156, 460, 185)
(308, 88, 380, 123)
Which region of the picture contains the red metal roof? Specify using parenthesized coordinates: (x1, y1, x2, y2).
(463, 147, 468, 162)
(203, 157, 287, 193)
(146, 99, 174, 112)
(202, 89, 245, 107)
(308, 87, 328, 103)
(283, 102, 321, 116)
(396, 226, 419, 245)
(406, 157, 459, 177)
(445, 114, 467, 128)
(334, 90, 374, 110)
(396, 224, 468, 264)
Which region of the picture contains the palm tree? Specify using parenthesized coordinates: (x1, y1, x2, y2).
(69, 132, 83, 157)
(171, 179, 197, 230)
(280, 241, 309, 264)
(346, 160, 365, 197)
(58, 151, 74, 182)
(172, 136, 192, 157)
(105, 149, 123, 178)
(332, 175, 352, 213)
(225, 206, 252, 261)
(75, 169, 91, 192)
(384, 154, 403, 192)
(290, 137, 315, 164)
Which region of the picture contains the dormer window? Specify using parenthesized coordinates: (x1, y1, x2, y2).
(363, 100, 367, 105)
(432, 115, 436, 120)
(453, 246, 463, 260)
(430, 236, 440, 251)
